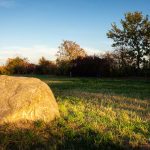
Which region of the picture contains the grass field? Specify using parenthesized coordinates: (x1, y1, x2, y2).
(0, 76, 150, 149)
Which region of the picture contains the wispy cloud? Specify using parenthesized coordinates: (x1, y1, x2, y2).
(84, 47, 106, 56)
(0, 45, 58, 65)
(0, 0, 15, 8)
(0, 45, 107, 65)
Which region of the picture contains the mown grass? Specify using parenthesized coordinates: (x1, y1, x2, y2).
(0, 76, 150, 149)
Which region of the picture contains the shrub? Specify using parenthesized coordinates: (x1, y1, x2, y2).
(4, 57, 29, 75)
(70, 56, 112, 77)
(36, 57, 57, 75)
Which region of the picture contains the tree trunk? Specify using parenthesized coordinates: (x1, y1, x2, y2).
(137, 55, 140, 69)
(136, 48, 140, 69)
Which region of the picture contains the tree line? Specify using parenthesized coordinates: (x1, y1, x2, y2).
(0, 12, 150, 77)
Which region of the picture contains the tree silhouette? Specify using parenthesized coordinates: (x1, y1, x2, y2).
(107, 12, 150, 69)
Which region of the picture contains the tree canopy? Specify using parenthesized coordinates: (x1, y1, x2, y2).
(107, 12, 150, 69)
(56, 40, 87, 61)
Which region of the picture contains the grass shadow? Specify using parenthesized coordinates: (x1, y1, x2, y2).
(0, 122, 126, 150)
(46, 77, 150, 100)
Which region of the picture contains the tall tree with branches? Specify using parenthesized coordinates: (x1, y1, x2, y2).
(107, 12, 150, 69)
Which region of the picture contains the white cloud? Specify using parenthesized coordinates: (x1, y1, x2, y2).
(0, 0, 15, 8)
(0, 45, 58, 65)
(84, 47, 106, 56)
(0, 45, 108, 65)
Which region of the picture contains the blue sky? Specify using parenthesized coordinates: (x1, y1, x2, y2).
(0, 0, 150, 64)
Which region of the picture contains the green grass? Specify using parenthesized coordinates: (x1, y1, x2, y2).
(0, 76, 150, 149)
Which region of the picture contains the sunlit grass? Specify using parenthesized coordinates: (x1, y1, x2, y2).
(0, 76, 149, 149)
